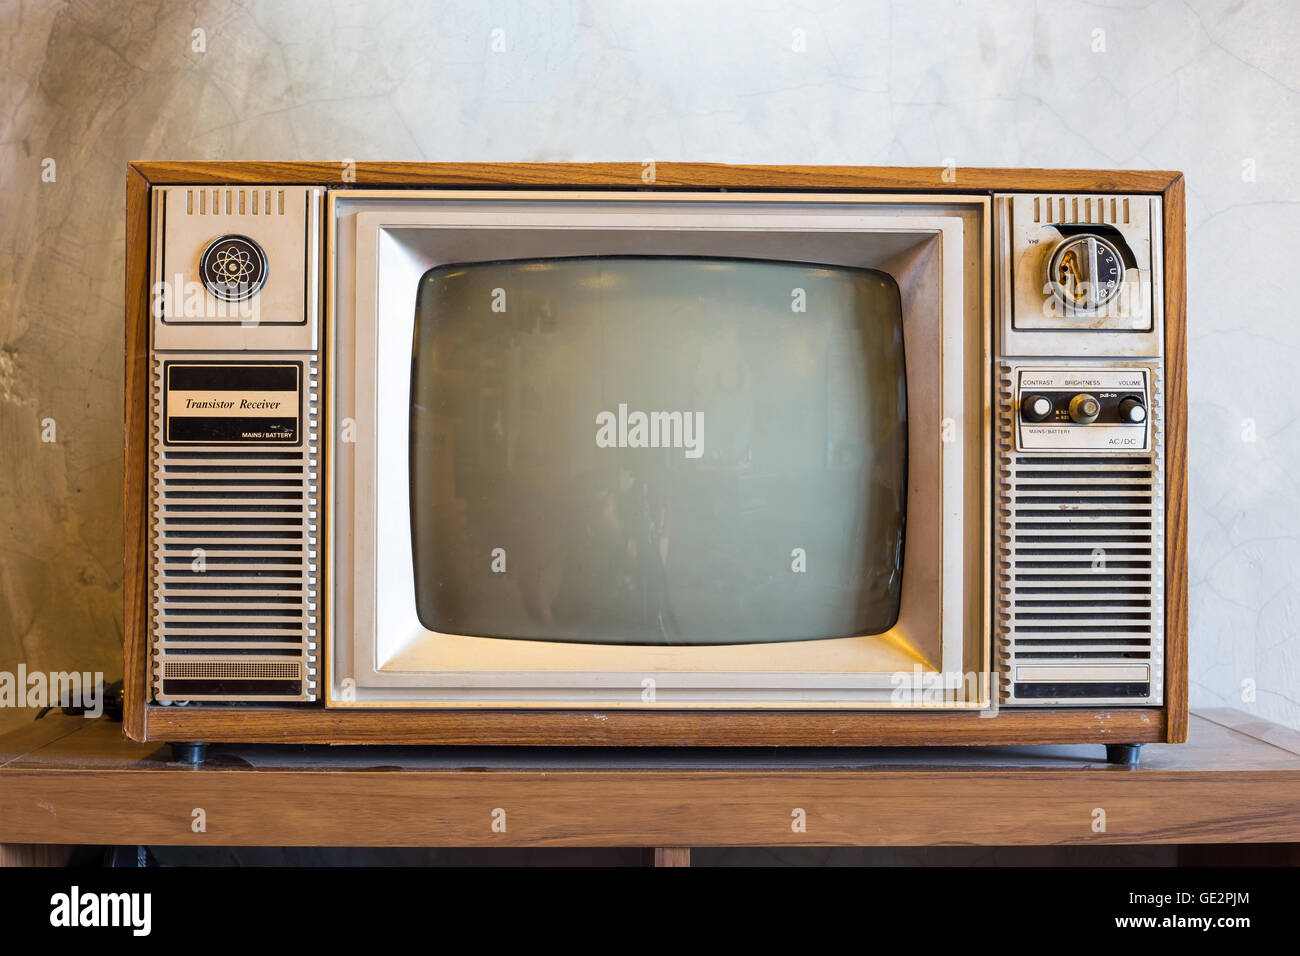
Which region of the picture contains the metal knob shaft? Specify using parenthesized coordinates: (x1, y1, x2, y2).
(1068, 393, 1101, 424)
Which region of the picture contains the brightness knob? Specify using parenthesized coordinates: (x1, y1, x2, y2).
(1118, 396, 1147, 423)
(1020, 394, 1054, 422)
(1068, 394, 1101, 424)
(1047, 233, 1126, 313)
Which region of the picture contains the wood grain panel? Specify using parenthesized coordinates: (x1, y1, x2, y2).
(654, 847, 691, 866)
(643, 847, 691, 866)
(1162, 174, 1189, 743)
(2, 766, 1297, 847)
(18, 712, 1290, 772)
(4, 713, 1294, 848)
(1196, 707, 1300, 758)
(130, 161, 1180, 194)
(0, 844, 77, 867)
(0, 715, 88, 768)
(123, 165, 152, 742)
(142, 705, 1165, 746)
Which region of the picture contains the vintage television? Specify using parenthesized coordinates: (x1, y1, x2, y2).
(124, 164, 1187, 764)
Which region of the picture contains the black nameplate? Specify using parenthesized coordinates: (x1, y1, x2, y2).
(163, 362, 302, 445)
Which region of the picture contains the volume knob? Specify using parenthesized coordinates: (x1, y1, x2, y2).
(1068, 393, 1101, 424)
(1118, 397, 1147, 423)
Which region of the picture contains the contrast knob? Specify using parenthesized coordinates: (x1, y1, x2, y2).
(1047, 233, 1126, 313)
(1020, 394, 1054, 422)
(1068, 393, 1101, 424)
(1118, 396, 1147, 423)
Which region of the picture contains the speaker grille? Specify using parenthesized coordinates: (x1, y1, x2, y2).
(1030, 194, 1131, 226)
(151, 356, 319, 702)
(163, 660, 301, 679)
(185, 187, 287, 217)
(996, 364, 1164, 705)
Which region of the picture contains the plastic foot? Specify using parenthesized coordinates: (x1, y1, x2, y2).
(169, 742, 209, 765)
(1105, 743, 1142, 766)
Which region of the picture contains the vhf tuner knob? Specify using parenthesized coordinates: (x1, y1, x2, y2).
(1047, 233, 1126, 313)
(1118, 396, 1147, 423)
(1020, 394, 1054, 422)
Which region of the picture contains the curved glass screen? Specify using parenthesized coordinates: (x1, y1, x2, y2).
(410, 256, 906, 645)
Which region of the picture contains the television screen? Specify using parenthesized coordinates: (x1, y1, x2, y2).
(410, 257, 906, 645)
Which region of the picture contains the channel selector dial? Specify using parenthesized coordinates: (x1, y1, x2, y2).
(1047, 233, 1126, 313)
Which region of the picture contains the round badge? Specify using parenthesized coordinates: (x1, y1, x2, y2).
(199, 234, 268, 302)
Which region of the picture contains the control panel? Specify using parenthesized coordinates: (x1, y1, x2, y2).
(994, 192, 1166, 709)
(148, 185, 322, 704)
(1014, 367, 1151, 452)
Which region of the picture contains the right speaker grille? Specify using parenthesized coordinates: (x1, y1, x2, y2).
(997, 366, 1165, 705)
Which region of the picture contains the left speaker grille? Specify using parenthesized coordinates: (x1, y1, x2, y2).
(151, 359, 318, 702)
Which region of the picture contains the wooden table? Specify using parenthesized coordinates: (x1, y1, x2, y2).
(2, 708, 1298, 866)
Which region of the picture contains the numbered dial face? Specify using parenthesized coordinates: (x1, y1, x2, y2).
(1047, 234, 1126, 313)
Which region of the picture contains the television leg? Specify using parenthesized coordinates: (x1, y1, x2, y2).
(1105, 743, 1142, 766)
(169, 742, 209, 766)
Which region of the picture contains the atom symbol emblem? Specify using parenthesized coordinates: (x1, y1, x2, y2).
(213, 245, 254, 282)
(199, 234, 268, 302)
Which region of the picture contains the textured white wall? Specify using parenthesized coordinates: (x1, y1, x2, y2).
(1, 0, 1297, 735)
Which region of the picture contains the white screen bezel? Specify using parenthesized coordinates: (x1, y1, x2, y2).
(329, 191, 988, 708)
